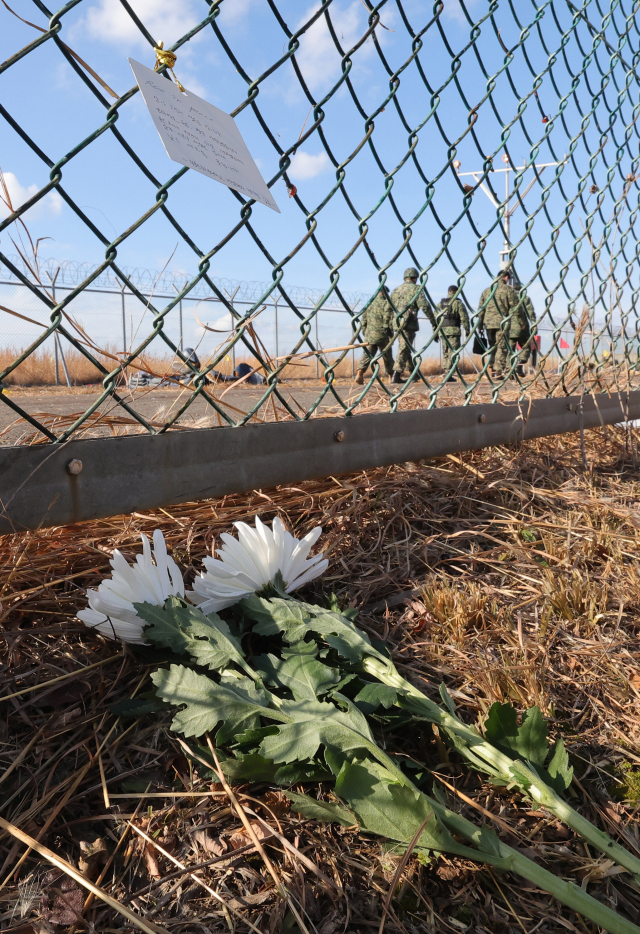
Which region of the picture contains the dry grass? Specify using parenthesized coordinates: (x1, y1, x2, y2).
(0, 343, 483, 386)
(2, 427, 640, 932)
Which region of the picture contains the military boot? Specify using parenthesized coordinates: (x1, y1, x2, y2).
(354, 369, 366, 385)
(517, 364, 526, 379)
(391, 372, 404, 384)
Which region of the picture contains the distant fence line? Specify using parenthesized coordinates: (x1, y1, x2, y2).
(0, 270, 586, 386)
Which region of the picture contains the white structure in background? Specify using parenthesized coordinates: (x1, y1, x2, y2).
(454, 153, 565, 270)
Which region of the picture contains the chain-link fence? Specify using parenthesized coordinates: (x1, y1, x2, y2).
(2, 0, 640, 447)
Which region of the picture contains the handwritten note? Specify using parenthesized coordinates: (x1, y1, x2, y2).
(129, 59, 279, 213)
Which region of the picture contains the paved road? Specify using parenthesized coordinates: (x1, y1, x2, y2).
(0, 380, 480, 446)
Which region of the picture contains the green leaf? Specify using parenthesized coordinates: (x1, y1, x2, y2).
(334, 759, 462, 855)
(282, 641, 319, 657)
(516, 707, 549, 767)
(184, 614, 246, 672)
(258, 695, 374, 765)
(439, 683, 456, 716)
(241, 596, 387, 663)
(151, 665, 272, 738)
(324, 744, 350, 777)
(232, 724, 280, 747)
(285, 791, 356, 827)
(484, 703, 549, 767)
(241, 595, 308, 638)
(135, 598, 247, 674)
(219, 752, 279, 783)
(354, 683, 398, 714)
(255, 653, 341, 700)
(545, 738, 574, 793)
(273, 761, 332, 784)
(134, 598, 195, 653)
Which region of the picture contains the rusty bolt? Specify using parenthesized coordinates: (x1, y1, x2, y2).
(67, 459, 83, 475)
(478, 413, 486, 424)
(334, 430, 345, 443)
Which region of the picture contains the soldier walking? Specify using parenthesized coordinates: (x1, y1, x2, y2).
(354, 286, 394, 384)
(508, 281, 536, 377)
(437, 285, 469, 382)
(477, 271, 519, 377)
(389, 267, 436, 384)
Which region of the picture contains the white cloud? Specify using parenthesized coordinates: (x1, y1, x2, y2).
(209, 313, 234, 331)
(441, 0, 480, 24)
(295, 1, 392, 92)
(0, 172, 63, 221)
(217, 0, 256, 24)
(288, 151, 330, 180)
(77, 0, 200, 47)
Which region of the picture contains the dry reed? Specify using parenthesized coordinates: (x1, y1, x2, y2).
(1, 344, 481, 387)
(2, 427, 640, 932)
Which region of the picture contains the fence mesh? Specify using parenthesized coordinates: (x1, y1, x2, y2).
(1, 0, 640, 446)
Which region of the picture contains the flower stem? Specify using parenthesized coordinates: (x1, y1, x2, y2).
(356, 732, 640, 934)
(360, 656, 640, 881)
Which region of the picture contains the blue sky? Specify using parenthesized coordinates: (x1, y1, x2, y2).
(1, 0, 639, 360)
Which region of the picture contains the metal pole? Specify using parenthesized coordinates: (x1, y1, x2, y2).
(505, 157, 510, 247)
(454, 157, 562, 268)
(224, 286, 241, 377)
(179, 296, 183, 352)
(54, 335, 60, 386)
(121, 284, 128, 388)
(350, 300, 360, 378)
(121, 284, 127, 353)
(47, 268, 70, 387)
(315, 310, 320, 379)
(274, 297, 279, 365)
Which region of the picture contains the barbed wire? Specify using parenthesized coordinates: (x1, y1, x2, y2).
(0, 255, 368, 307)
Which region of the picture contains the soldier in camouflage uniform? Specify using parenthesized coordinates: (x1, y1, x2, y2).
(355, 287, 394, 384)
(390, 267, 436, 384)
(437, 285, 470, 382)
(508, 282, 536, 377)
(477, 272, 520, 376)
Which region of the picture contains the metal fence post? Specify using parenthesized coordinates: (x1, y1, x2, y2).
(351, 300, 360, 379)
(120, 283, 128, 388)
(54, 334, 60, 386)
(47, 268, 71, 387)
(224, 286, 241, 377)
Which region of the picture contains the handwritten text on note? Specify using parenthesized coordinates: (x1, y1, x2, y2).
(129, 59, 279, 213)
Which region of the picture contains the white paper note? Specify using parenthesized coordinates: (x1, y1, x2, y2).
(129, 58, 280, 213)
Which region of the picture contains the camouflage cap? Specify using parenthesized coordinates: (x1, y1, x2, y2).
(404, 266, 419, 279)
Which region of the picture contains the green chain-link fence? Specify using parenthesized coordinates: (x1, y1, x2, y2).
(1, 0, 640, 447)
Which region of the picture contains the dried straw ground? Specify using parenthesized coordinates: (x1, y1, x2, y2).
(2, 426, 640, 934)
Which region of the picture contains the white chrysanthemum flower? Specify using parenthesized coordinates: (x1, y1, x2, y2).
(189, 516, 328, 614)
(78, 529, 184, 644)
